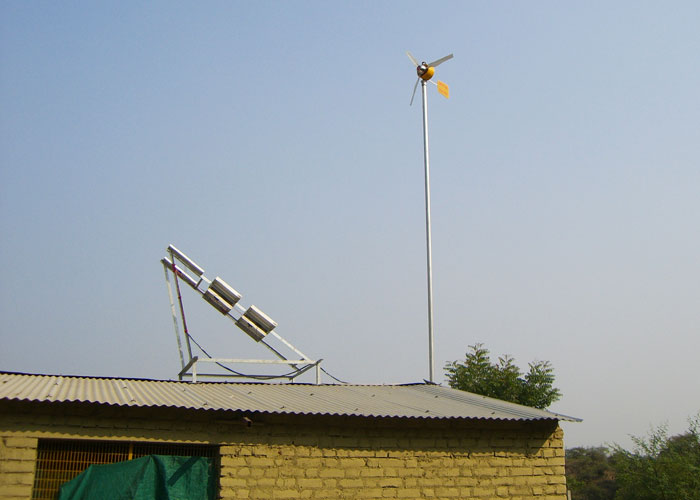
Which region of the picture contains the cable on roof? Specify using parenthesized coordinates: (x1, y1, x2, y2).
(187, 333, 312, 381)
(320, 367, 348, 384)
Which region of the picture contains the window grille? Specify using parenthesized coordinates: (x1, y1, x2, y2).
(31, 439, 219, 500)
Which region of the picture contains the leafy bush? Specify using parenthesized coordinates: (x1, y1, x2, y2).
(444, 343, 561, 409)
(612, 414, 700, 500)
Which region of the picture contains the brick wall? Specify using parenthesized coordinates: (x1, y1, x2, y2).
(0, 435, 37, 500)
(0, 401, 566, 500)
(217, 418, 566, 499)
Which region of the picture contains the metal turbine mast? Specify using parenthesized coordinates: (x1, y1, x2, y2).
(406, 51, 453, 383)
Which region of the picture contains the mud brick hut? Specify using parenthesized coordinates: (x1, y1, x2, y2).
(0, 371, 578, 499)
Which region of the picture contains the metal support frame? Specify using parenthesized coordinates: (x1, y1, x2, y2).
(161, 250, 323, 384)
(163, 266, 185, 370)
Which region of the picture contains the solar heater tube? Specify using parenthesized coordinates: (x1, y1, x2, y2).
(209, 277, 242, 307)
(202, 288, 232, 314)
(242, 305, 277, 333)
(167, 245, 204, 276)
(236, 316, 266, 342)
(161, 258, 199, 289)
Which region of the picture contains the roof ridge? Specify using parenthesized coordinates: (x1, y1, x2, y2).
(0, 371, 433, 387)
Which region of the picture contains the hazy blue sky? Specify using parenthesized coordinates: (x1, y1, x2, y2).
(1, 1, 698, 449)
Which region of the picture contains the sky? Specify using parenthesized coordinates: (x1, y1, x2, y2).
(1, 1, 698, 449)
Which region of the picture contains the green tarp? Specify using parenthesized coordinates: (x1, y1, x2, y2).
(58, 455, 216, 500)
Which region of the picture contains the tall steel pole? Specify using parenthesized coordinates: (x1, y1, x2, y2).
(420, 79, 435, 383)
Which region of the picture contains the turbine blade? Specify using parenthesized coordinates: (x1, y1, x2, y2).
(428, 53, 453, 67)
(410, 78, 420, 106)
(406, 51, 419, 66)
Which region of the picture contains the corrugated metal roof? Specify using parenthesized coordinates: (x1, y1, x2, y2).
(0, 372, 579, 422)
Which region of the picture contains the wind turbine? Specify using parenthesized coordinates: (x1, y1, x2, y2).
(406, 50, 453, 383)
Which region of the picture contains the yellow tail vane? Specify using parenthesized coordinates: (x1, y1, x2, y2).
(437, 81, 449, 99)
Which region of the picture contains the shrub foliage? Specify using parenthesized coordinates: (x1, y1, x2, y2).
(444, 343, 561, 409)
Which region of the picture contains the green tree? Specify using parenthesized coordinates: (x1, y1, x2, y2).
(612, 414, 700, 500)
(565, 446, 618, 500)
(444, 343, 561, 409)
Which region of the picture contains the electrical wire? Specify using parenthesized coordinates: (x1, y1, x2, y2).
(186, 333, 311, 380)
(320, 367, 348, 384)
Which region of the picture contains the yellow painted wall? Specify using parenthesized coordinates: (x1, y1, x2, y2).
(0, 401, 567, 499)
